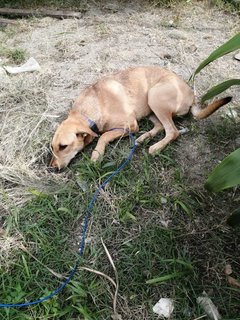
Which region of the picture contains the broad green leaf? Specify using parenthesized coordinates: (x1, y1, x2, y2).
(205, 148, 240, 192)
(201, 79, 240, 103)
(227, 207, 240, 227)
(57, 207, 71, 214)
(174, 200, 192, 218)
(192, 33, 240, 80)
(120, 212, 137, 221)
(161, 259, 193, 270)
(146, 271, 186, 284)
(28, 188, 47, 197)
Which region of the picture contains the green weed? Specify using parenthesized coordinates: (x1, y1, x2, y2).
(1, 133, 240, 318)
(0, 45, 26, 64)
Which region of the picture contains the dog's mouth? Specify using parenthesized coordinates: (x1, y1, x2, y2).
(47, 166, 65, 173)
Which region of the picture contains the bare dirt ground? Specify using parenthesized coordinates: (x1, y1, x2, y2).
(0, 1, 239, 208)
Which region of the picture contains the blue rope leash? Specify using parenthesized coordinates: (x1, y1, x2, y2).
(0, 130, 137, 308)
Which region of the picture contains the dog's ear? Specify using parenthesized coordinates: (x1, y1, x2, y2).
(76, 128, 98, 145)
(76, 128, 98, 139)
(76, 132, 88, 140)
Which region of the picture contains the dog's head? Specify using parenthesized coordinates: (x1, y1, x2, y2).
(50, 118, 98, 169)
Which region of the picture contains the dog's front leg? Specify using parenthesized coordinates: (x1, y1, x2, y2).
(91, 130, 128, 162)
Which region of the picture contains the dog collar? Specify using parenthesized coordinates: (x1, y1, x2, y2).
(82, 115, 100, 135)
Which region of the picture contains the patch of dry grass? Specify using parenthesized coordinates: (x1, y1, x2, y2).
(0, 73, 69, 209)
(0, 232, 24, 270)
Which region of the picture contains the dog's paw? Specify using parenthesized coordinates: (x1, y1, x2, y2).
(136, 132, 151, 144)
(149, 144, 160, 155)
(91, 150, 102, 162)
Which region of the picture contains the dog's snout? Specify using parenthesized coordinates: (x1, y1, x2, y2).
(49, 157, 59, 168)
(49, 156, 66, 172)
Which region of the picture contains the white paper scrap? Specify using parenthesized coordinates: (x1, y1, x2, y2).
(153, 298, 174, 318)
(4, 57, 41, 74)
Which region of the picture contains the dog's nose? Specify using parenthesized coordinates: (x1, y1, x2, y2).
(48, 158, 62, 173)
(49, 157, 58, 168)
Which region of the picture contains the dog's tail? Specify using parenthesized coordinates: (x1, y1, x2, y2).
(191, 96, 232, 120)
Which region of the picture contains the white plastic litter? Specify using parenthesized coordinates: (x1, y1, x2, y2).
(4, 57, 41, 74)
(197, 295, 222, 320)
(179, 127, 189, 134)
(152, 298, 174, 318)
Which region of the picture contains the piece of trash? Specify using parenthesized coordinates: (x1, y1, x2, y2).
(197, 293, 222, 320)
(179, 127, 189, 134)
(234, 52, 240, 61)
(4, 57, 41, 74)
(152, 298, 174, 318)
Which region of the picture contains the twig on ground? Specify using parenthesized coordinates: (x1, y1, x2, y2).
(79, 266, 116, 289)
(101, 238, 120, 318)
(0, 8, 82, 19)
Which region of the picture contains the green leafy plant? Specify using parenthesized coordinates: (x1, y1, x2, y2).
(192, 32, 240, 103)
(193, 33, 240, 226)
(205, 148, 240, 192)
(201, 79, 240, 103)
(192, 33, 240, 80)
(205, 148, 240, 226)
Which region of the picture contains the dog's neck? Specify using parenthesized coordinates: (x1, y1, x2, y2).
(68, 110, 101, 135)
(71, 88, 103, 132)
(81, 114, 100, 134)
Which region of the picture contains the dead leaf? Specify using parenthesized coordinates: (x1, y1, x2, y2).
(111, 313, 122, 320)
(224, 264, 233, 276)
(224, 264, 240, 288)
(227, 275, 240, 288)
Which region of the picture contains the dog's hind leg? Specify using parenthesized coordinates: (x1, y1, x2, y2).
(148, 115, 179, 154)
(136, 114, 163, 144)
(147, 83, 181, 154)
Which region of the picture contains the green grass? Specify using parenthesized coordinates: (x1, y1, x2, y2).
(1, 124, 240, 319)
(0, 45, 26, 64)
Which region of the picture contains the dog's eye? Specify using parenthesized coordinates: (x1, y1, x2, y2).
(59, 144, 68, 151)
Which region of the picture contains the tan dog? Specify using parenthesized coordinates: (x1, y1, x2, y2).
(50, 66, 231, 169)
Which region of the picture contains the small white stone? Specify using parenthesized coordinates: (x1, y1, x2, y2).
(160, 197, 167, 204)
(234, 52, 240, 61)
